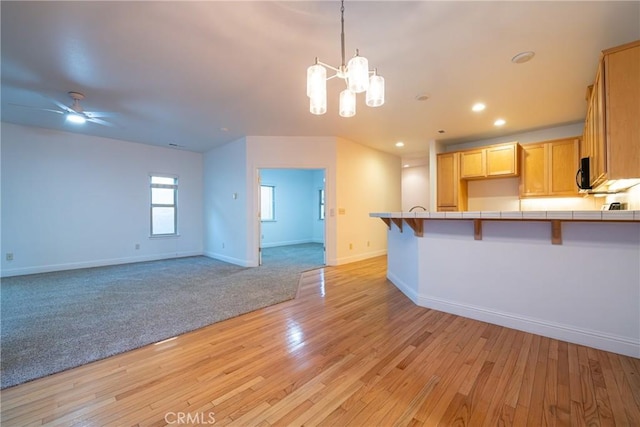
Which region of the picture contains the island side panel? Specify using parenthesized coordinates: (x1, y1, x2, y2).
(386, 219, 640, 358)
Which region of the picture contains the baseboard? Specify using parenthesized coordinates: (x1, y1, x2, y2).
(204, 252, 255, 267)
(386, 271, 419, 304)
(416, 294, 640, 359)
(0, 251, 203, 278)
(335, 249, 387, 266)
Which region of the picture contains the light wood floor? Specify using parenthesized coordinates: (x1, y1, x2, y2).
(2, 256, 639, 426)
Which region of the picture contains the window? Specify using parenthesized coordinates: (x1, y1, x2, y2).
(319, 189, 325, 220)
(150, 175, 177, 236)
(260, 185, 275, 221)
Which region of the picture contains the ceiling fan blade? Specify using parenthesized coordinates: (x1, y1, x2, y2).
(50, 99, 72, 113)
(84, 110, 117, 118)
(8, 103, 64, 114)
(87, 117, 114, 127)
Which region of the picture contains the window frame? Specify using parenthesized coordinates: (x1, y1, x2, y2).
(150, 174, 178, 237)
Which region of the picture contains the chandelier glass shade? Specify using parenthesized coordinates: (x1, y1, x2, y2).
(307, 0, 385, 117)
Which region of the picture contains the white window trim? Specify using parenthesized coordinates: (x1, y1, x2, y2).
(150, 174, 179, 237)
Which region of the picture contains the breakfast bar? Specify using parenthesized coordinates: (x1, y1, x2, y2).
(371, 211, 640, 358)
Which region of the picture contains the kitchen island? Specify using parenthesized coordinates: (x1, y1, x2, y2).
(371, 211, 640, 357)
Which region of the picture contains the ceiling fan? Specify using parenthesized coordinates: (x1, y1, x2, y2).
(11, 91, 114, 126)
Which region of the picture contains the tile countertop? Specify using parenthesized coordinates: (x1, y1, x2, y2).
(370, 210, 640, 221)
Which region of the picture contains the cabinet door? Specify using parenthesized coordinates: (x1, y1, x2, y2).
(549, 139, 579, 195)
(520, 144, 547, 196)
(487, 143, 518, 177)
(591, 62, 606, 187)
(437, 153, 458, 207)
(460, 150, 485, 178)
(582, 105, 593, 161)
(605, 42, 640, 180)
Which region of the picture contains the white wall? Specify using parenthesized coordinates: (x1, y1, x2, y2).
(402, 165, 430, 212)
(204, 136, 400, 267)
(246, 136, 337, 266)
(1, 122, 203, 277)
(605, 182, 640, 210)
(259, 169, 323, 248)
(203, 138, 249, 266)
(464, 177, 599, 212)
(336, 137, 401, 264)
(466, 178, 521, 211)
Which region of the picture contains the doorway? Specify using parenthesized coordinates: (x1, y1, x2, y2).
(258, 168, 326, 267)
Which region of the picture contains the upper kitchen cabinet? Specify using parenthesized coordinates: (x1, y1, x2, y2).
(460, 142, 521, 180)
(583, 63, 606, 186)
(487, 143, 521, 177)
(521, 138, 580, 197)
(437, 152, 467, 211)
(460, 149, 485, 179)
(583, 40, 640, 188)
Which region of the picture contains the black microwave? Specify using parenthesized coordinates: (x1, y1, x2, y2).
(576, 157, 592, 190)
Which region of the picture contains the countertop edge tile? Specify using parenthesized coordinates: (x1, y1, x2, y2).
(371, 211, 640, 222)
(572, 211, 603, 220)
(602, 210, 635, 220)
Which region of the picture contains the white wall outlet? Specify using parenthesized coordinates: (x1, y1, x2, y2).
(222, 242, 225, 249)
(135, 243, 140, 250)
(6, 253, 14, 261)
(349, 243, 353, 250)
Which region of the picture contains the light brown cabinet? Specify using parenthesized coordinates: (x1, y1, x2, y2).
(460, 150, 485, 179)
(437, 152, 467, 211)
(487, 143, 520, 177)
(520, 138, 580, 197)
(520, 144, 547, 196)
(583, 40, 640, 188)
(460, 142, 520, 179)
(582, 62, 606, 187)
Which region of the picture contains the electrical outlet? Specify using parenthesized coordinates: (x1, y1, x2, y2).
(135, 243, 140, 250)
(367, 241, 370, 247)
(6, 253, 14, 261)
(222, 242, 225, 249)
(349, 243, 353, 250)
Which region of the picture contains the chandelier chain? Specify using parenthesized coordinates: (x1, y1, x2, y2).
(340, 0, 346, 68)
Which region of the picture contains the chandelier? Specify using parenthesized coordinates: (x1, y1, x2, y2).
(306, 0, 385, 117)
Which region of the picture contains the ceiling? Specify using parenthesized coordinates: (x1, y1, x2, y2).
(2, 1, 639, 163)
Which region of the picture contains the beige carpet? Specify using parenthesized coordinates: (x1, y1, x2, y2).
(0, 243, 324, 389)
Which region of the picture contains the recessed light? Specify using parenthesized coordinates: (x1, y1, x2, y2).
(395, 141, 404, 147)
(403, 164, 410, 168)
(220, 127, 229, 132)
(415, 93, 429, 101)
(494, 118, 506, 126)
(511, 51, 535, 64)
(438, 130, 446, 134)
(472, 103, 486, 112)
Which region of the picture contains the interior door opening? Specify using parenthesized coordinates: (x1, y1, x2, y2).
(258, 168, 326, 268)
